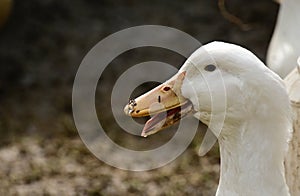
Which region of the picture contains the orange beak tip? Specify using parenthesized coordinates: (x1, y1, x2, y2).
(123, 104, 134, 116)
(141, 131, 148, 137)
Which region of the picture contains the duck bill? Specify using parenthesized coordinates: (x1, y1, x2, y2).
(140, 100, 193, 137)
(124, 71, 193, 137)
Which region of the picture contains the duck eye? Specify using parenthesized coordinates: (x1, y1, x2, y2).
(204, 64, 216, 72)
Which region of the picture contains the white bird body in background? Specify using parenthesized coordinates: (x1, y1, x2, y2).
(125, 42, 292, 196)
(284, 65, 300, 196)
(267, 1, 300, 195)
(267, 0, 300, 78)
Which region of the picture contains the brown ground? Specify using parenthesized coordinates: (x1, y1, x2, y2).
(0, 0, 278, 195)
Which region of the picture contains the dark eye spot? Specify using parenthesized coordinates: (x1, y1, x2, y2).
(204, 64, 216, 72)
(136, 110, 140, 113)
(163, 86, 171, 91)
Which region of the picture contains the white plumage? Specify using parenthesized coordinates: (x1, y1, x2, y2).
(284, 65, 300, 196)
(180, 42, 292, 196)
(267, 1, 300, 195)
(126, 42, 293, 195)
(267, 0, 300, 78)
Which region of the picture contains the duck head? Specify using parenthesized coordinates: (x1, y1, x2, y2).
(124, 42, 288, 138)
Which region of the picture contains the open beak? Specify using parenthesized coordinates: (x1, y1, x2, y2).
(124, 71, 193, 137)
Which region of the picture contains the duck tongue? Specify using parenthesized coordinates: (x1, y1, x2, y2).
(141, 101, 193, 137)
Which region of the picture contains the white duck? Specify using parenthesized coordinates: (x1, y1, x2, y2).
(267, 1, 300, 195)
(284, 63, 300, 196)
(267, 0, 300, 78)
(124, 42, 292, 196)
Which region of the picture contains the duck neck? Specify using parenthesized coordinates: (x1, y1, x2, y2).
(216, 118, 290, 196)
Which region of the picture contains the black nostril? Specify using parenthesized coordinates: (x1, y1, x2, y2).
(158, 96, 161, 103)
(163, 86, 171, 91)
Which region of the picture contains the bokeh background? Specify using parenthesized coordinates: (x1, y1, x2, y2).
(0, 0, 279, 195)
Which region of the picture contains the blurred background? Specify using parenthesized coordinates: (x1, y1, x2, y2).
(0, 0, 279, 195)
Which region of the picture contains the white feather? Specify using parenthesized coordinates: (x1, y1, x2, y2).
(180, 42, 292, 196)
(267, 0, 300, 78)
